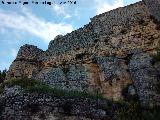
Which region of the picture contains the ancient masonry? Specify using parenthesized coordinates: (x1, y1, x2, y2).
(7, 0, 160, 107)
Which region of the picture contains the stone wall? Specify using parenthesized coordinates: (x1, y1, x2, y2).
(7, 44, 44, 79)
(0, 86, 109, 120)
(143, 0, 160, 22)
(129, 53, 158, 107)
(7, 0, 160, 106)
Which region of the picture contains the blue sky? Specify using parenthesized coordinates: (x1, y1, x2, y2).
(0, 0, 140, 70)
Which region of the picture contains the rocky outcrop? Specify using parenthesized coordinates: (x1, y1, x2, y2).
(143, 0, 160, 22)
(6, 0, 160, 107)
(7, 45, 45, 79)
(0, 86, 111, 120)
(129, 53, 158, 107)
(96, 56, 132, 100)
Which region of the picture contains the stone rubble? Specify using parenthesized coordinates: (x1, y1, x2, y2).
(0, 86, 113, 120)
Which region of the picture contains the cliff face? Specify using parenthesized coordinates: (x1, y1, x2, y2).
(6, 0, 160, 107)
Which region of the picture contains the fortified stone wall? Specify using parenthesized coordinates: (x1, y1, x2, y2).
(7, 45, 44, 79)
(143, 0, 160, 22)
(7, 0, 160, 107)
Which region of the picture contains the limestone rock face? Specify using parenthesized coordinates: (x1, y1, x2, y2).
(7, 44, 44, 79)
(96, 56, 132, 100)
(143, 0, 160, 22)
(16, 44, 44, 60)
(129, 53, 158, 107)
(6, 0, 160, 106)
(43, 67, 67, 86)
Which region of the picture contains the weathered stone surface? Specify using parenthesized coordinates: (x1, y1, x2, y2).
(43, 67, 67, 87)
(129, 53, 158, 107)
(16, 44, 44, 60)
(6, 0, 160, 106)
(143, 0, 160, 22)
(96, 56, 132, 100)
(0, 86, 112, 120)
(7, 44, 44, 79)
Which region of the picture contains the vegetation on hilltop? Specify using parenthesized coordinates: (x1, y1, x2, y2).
(0, 77, 160, 119)
(0, 69, 7, 83)
(0, 77, 103, 99)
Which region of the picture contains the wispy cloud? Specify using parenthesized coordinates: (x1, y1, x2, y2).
(94, 0, 124, 14)
(11, 49, 18, 58)
(0, 7, 73, 43)
(0, 44, 18, 70)
(0, 62, 10, 70)
(0, 27, 6, 34)
(53, 4, 72, 19)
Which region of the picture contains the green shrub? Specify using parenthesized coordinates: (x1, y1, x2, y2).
(117, 102, 142, 120)
(153, 52, 160, 62)
(0, 78, 104, 99)
(116, 101, 160, 120)
(0, 85, 4, 94)
(0, 69, 7, 83)
(1, 78, 160, 120)
(142, 106, 160, 120)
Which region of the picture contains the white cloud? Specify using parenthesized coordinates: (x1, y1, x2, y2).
(95, 0, 124, 14)
(0, 27, 6, 34)
(11, 49, 17, 58)
(123, 0, 141, 6)
(64, 14, 72, 19)
(0, 62, 10, 70)
(0, 7, 73, 43)
(53, 4, 72, 19)
(53, 4, 66, 15)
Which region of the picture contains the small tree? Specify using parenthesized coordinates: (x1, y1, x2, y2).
(0, 70, 2, 82)
(0, 69, 7, 83)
